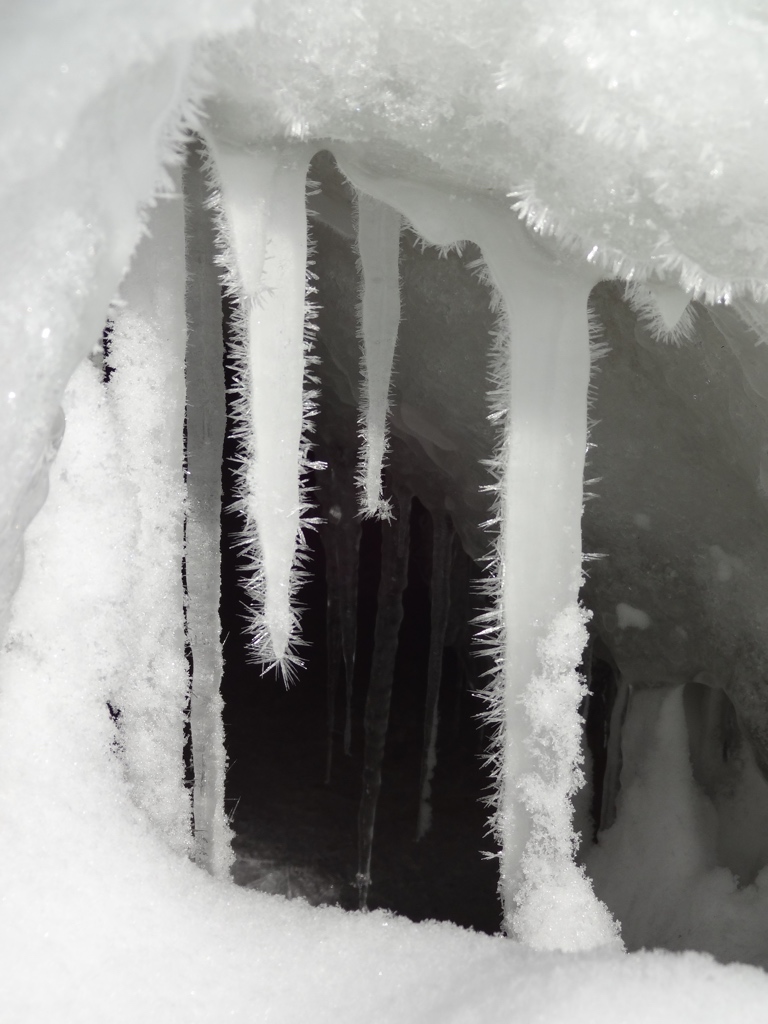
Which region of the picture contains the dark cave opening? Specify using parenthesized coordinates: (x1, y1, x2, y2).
(219, 472, 503, 933)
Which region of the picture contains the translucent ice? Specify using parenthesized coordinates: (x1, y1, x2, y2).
(206, 139, 317, 676)
(183, 143, 233, 877)
(354, 192, 403, 519)
(416, 511, 452, 840)
(105, 181, 191, 855)
(7, 1, 768, 1019)
(320, 466, 361, 779)
(357, 489, 412, 908)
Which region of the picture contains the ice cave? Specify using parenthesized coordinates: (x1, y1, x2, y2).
(5, 2, 768, 1020)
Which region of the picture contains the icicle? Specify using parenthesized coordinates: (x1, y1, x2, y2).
(625, 280, 695, 344)
(600, 671, 630, 832)
(321, 481, 361, 782)
(324, 557, 343, 785)
(416, 511, 452, 840)
(354, 192, 402, 519)
(476, 229, 620, 949)
(205, 137, 318, 679)
(183, 143, 233, 879)
(356, 487, 411, 909)
(105, 173, 191, 855)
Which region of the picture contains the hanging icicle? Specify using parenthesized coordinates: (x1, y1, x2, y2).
(324, 562, 343, 785)
(356, 486, 411, 909)
(471, 226, 621, 950)
(204, 137, 319, 680)
(416, 511, 453, 840)
(625, 279, 695, 344)
(337, 519, 360, 757)
(183, 142, 233, 879)
(354, 191, 402, 520)
(105, 173, 191, 856)
(319, 454, 361, 782)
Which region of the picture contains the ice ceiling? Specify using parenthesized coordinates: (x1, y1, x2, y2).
(5, 1, 768, 1020)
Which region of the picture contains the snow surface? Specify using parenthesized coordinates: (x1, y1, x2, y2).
(1, 362, 766, 1019)
(4, 0, 768, 1020)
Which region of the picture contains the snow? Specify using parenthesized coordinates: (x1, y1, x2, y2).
(4, 0, 768, 1019)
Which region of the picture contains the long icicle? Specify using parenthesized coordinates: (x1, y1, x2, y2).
(474, 229, 620, 949)
(354, 192, 402, 519)
(183, 142, 233, 879)
(321, 487, 361, 782)
(416, 511, 452, 840)
(324, 553, 343, 785)
(205, 138, 318, 679)
(105, 172, 190, 856)
(356, 487, 411, 909)
(339, 521, 360, 757)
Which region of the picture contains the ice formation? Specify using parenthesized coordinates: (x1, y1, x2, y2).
(318, 450, 360, 775)
(184, 144, 233, 876)
(357, 487, 412, 907)
(205, 138, 318, 676)
(416, 512, 452, 840)
(5, 1, 768, 1021)
(354, 192, 403, 519)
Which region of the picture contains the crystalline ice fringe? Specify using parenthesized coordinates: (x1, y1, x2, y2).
(416, 512, 452, 840)
(206, 139, 317, 675)
(625, 280, 695, 344)
(317, 438, 361, 774)
(357, 489, 411, 908)
(106, 178, 191, 855)
(183, 144, 233, 878)
(354, 191, 402, 519)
